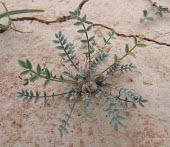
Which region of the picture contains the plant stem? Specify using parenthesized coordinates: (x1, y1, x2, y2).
(116, 97, 133, 104)
(63, 100, 77, 128)
(82, 22, 91, 73)
(31, 70, 77, 84)
(107, 67, 134, 75)
(22, 92, 68, 98)
(104, 36, 111, 45)
(98, 45, 136, 75)
(120, 45, 136, 60)
(148, 0, 170, 13)
(59, 37, 79, 72)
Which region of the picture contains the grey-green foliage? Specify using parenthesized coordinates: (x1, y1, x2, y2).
(91, 52, 109, 71)
(53, 31, 79, 70)
(140, 3, 169, 24)
(99, 87, 148, 131)
(17, 89, 56, 104)
(155, 5, 169, 17)
(18, 59, 70, 86)
(17, 8, 148, 139)
(82, 92, 93, 109)
(107, 63, 136, 75)
(140, 10, 154, 24)
(103, 31, 116, 45)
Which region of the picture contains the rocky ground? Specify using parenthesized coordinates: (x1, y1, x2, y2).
(0, 0, 170, 147)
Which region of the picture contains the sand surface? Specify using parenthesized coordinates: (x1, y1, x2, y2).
(0, 0, 170, 146)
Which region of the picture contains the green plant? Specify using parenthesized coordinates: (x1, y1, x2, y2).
(140, 1, 169, 24)
(17, 9, 148, 138)
(0, 2, 44, 33)
(140, 10, 154, 24)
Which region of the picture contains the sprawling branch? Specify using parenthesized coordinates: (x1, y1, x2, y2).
(98, 45, 136, 75)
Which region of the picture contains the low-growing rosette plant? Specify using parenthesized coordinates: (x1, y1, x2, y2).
(17, 9, 148, 138)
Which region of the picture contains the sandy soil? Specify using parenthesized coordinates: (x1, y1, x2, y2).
(0, 0, 170, 147)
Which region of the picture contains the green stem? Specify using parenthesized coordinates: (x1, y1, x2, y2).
(82, 22, 91, 73)
(107, 67, 133, 75)
(148, 0, 170, 13)
(64, 100, 77, 127)
(59, 37, 79, 72)
(31, 70, 77, 84)
(22, 92, 68, 98)
(116, 97, 133, 104)
(104, 36, 111, 45)
(98, 45, 136, 75)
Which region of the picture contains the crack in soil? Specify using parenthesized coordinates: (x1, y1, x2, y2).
(9, 0, 170, 47)
(12, 16, 170, 47)
(11, 0, 89, 24)
(86, 21, 170, 47)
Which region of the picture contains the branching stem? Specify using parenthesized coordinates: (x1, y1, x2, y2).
(64, 100, 77, 128)
(59, 36, 79, 72)
(22, 92, 68, 98)
(31, 70, 77, 84)
(148, 0, 170, 13)
(107, 67, 133, 75)
(82, 22, 91, 73)
(98, 45, 136, 75)
(104, 36, 112, 45)
(116, 97, 133, 104)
